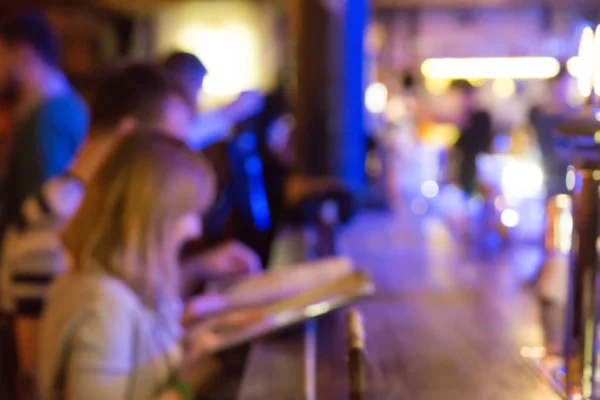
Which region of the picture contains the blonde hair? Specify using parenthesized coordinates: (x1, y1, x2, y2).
(63, 132, 215, 309)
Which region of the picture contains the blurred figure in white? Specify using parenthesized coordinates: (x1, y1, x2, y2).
(379, 73, 419, 207)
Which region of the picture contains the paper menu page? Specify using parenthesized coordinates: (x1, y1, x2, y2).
(187, 271, 375, 355)
(220, 256, 354, 308)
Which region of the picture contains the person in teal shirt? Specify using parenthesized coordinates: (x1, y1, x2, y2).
(0, 12, 88, 240)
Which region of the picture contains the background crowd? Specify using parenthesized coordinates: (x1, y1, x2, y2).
(0, 12, 294, 400)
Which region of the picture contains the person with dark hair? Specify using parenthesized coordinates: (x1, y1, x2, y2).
(0, 12, 88, 242)
(88, 64, 195, 140)
(163, 51, 264, 149)
(232, 85, 294, 265)
(164, 51, 266, 271)
(452, 80, 493, 196)
(164, 51, 208, 103)
(0, 14, 87, 395)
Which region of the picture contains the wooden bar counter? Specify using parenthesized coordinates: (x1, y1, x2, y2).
(201, 210, 561, 399)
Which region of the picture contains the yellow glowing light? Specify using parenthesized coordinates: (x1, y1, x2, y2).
(577, 27, 595, 98)
(365, 82, 388, 113)
(555, 194, 571, 209)
(492, 78, 516, 99)
(178, 25, 259, 97)
(594, 130, 600, 143)
(424, 78, 451, 95)
(420, 123, 460, 146)
(421, 57, 560, 80)
(154, 1, 278, 108)
(467, 78, 486, 87)
(567, 56, 581, 76)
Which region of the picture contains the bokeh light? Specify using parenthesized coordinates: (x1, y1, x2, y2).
(501, 161, 544, 200)
(576, 26, 594, 98)
(492, 78, 516, 99)
(501, 209, 520, 227)
(421, 57, 560, 80)
(421, 180, 439, 198)
(365, 82, 388, 114)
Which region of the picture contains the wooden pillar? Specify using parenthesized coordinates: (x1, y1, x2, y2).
(292, 0, 368, 192)
(293, 0, 330, 177)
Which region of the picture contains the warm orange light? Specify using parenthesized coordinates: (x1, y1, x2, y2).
(424, 78, 451, 95)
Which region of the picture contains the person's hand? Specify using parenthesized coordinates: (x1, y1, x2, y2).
(267, 114, 294, 164)
(195, 240, 262, 278)
(176, 331, 222, 391)
(228, 91, 264, 121)
(181, 293, 229, 326)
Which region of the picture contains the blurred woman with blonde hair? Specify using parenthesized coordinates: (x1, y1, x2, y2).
(39, 132, 216, 400)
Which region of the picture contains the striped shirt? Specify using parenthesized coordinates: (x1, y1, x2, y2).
(0, 174, 84, 315)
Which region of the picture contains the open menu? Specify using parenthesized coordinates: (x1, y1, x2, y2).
(186, 257, 375, 354)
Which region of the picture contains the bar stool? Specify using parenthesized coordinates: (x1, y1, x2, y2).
(554, 112, 600, 399)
